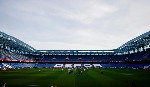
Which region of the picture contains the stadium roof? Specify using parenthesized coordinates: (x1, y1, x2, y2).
(0, 31, 36, 53)
(0, 31, 149, 55)
(116, 31, 150, 54)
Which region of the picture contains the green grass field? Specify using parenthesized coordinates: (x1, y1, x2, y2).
(0, 68, 150, 87)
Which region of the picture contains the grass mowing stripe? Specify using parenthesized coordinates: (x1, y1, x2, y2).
(0, 68, 150, 87)
(87, 69, 131, 87)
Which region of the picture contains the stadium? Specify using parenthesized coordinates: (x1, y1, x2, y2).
(0, 31, 150, 87)
(1, 1, 150, 87)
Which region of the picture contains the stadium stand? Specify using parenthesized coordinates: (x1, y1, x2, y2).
(0, 31, 150, 69)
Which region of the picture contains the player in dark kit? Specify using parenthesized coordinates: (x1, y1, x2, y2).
(78, 69, 82, 76)
(100, 70, 103, 74)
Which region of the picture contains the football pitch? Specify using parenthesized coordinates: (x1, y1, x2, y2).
(0, 68, 150, 87)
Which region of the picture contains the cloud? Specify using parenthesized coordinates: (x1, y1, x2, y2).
(55, 1, 118, 24)
(0, 0, 150, 50)
(0, 0, 118, 24)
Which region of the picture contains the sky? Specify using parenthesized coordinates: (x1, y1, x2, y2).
(0, 0, 150, 50)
